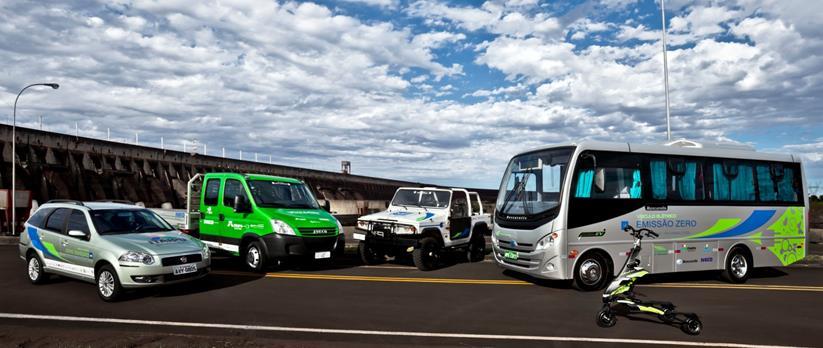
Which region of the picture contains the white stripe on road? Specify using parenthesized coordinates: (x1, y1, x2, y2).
(0, 312, 803, 348)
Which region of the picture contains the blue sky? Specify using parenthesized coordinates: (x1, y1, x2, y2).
(0, 0, 821, 193)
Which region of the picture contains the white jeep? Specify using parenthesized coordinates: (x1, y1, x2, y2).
(353, 187, 491, 271)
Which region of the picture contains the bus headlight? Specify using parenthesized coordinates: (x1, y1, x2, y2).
(271, 219, 296, 235)
(356, 220, 370, 230)
(395, 225, 417, 235)
(535, 232, 559, 251)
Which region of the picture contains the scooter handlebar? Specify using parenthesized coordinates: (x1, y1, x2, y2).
(623, 225, 659, 238)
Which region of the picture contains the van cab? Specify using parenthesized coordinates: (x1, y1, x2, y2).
(195, 173, 345, 271)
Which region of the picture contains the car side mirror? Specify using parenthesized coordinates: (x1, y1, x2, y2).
(68, 230, 87, 239)
(233, 195, 251, 213)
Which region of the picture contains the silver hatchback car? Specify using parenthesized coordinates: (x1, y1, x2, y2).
(19, 201, 211, 301)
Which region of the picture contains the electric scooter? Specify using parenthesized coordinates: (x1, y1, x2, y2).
(597, 225, 703, 335)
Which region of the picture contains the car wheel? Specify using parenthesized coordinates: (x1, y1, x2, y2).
(96, 265, 123, 302)
(413, 237, 440, 271)
(573, 253, 610, 291)
(358, 242, 385, 265)
(245, 240, 267, 273)
(721, 247, 751, 283)
(466, 233, 486, 263)
(27, 253, 48, 285)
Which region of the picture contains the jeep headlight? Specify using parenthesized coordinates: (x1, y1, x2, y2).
(271, 219, 296, 235)
(119, 251, 155, 265)
(395, 225, 417, 235)
(356, 220, 370, 230)
(535, 232, 559, 251)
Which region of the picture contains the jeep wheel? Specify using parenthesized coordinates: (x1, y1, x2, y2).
(358, 242, 385, 265)
(96, 265, 123, 302)
(413, 237, 440, 271)
(245, 240, 268, 273)
(26, 253, 48, 285)
(467, 234, 486, 262)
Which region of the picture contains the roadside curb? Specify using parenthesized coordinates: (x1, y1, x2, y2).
(0, 236, 19, 246)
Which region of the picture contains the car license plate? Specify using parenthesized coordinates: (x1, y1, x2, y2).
(315, 251, 331, 259)
(172, 264, 197, 275)
(353, 233, 366, 241)
(504, 251, 519, 260)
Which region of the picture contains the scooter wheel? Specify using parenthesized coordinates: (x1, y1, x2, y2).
(680, 316, 702, 335)
(597, 308, 617, 328)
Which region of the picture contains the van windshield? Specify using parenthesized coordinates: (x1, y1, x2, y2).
(248, 180, 319, 209)
(91, 209, 175, 235)
(391, 189, 451, 208)
(496, 148, 573, 216)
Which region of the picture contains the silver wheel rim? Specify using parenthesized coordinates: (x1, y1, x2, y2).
(98, 271, 115, 298)
(731, 254, 748, 279)
(28, 258, 40, 281)
(579, 259, 602, 285)
(247, 246, 260, 269)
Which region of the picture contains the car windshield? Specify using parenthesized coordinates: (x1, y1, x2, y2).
(247, 180, 319, 209)
(496, 147, 573, 216)
(91, 209, 175, 235)
(391, 189, 451, 208)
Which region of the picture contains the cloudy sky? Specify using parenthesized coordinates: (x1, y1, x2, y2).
(0, 0, 821, 191)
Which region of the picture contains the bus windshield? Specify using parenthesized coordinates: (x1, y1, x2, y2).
(391, 189, 451, 209)
(248, 180, 319, 209)
(496, 148, 573, 216)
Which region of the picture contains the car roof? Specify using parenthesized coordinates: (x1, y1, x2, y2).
(39, 201, 143, 211)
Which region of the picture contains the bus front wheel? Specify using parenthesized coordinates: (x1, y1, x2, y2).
(573, 252, 610, 291)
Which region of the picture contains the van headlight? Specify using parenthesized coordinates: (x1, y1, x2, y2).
(356, 220, 370, 230)
(119, 251, 155, 265)
(335, 218, 344, 236)
(271, 219, 296, 235)
(395, 225, 417, 235)
(535, 232, 559, 251)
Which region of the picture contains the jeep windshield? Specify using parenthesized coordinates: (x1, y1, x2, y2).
(391, 189, 451, 209)
(496, 147, 573, 216)
(91, 209, 176, 235)
(248, 180, 319, 209)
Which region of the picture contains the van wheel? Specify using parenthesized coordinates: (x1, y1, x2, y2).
(721, 247, 751, 283)
(27, 253, 48, 285)
(573, 253, 610, 291)
(467, 234, 486, 262)
(413, 237, 440, 271)
(245, 240, 268, 273)
(358, 242, 385, 265)
(96, 265, 123, 302)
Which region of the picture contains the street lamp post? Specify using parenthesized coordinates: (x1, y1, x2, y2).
(11, 83, 59, 234)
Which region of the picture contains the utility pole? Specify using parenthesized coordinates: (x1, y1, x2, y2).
(239, 150, 243, 160)
(161, 137, 165, 150)
(107, 128, 110, 141)
(75, 122, 78, 137)
(38, 115, 42, 130)
(661, 0, 672, 141)
(222, 147, 226, 158)
(135, 132, 139, 145)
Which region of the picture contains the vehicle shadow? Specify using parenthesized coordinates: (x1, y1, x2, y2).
(501, 270, 574, 289)
(635, 267, 789, 285)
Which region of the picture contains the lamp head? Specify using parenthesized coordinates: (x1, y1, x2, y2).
(45, 83, 59, 89)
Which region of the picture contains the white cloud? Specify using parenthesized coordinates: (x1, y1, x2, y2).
(340, 0, 400, 9)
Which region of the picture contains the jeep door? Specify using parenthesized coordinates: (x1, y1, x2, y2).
(448, 191, 472, 243)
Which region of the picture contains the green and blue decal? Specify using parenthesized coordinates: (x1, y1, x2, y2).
(27, 226, 65, 261)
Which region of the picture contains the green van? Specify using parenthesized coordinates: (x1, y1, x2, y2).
(194, 173, 345, 271)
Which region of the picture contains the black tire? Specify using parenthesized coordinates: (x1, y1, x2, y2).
(26, 252, 48, 285)
(245, 240, 268, 273)
(467, 233, 486, 263)
(572, 252, 610, 291)
(358, 241, 385, 265)
(721, 247, 752, 283)
(681, 316, 702, 335)
(96, 265, 123, 302)
(596, 307, 617, 328)
(413, 237, 440, 271)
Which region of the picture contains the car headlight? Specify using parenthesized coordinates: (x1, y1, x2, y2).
(119, 251, 155, 265)
(271, 219, 296, 235)
(356, 220, 370, 230)
(335, 218, 344, 236)
(535, 232, 559, 251)
(395, 225, 417, 235)
(202, 243, 210, 259)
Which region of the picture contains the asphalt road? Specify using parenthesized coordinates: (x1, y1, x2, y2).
(1, 245, 821, 348)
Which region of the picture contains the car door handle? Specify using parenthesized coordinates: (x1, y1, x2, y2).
(218, 214, 225, 221)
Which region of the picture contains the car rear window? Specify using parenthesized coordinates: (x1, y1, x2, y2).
(27, 207, 55, 229)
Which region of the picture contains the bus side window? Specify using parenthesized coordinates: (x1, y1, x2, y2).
(576, 167, 641, 199)
(649, 158, 703, 201)
(776, 166, 799, 202)
(755, 164, 776, 202)
(710, 161, 755, 201)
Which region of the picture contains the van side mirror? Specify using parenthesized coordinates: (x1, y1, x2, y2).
(322, 200, 331, 212)
(68, 230, 87, 239)
(594, 168, 606, 193)
(233, 195, 251, 213)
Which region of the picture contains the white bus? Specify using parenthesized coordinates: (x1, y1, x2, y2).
(492, 139, 808, 291)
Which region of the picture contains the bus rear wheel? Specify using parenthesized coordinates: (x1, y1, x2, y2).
(721, 247, 751, 283)
(573, 253, 610, 291)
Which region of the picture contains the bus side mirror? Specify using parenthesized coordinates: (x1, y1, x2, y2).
(234, 195, 251, 213)
(594, 168, 606, 193)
